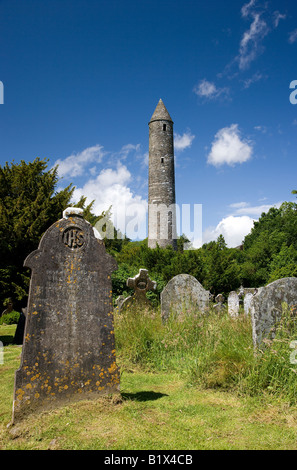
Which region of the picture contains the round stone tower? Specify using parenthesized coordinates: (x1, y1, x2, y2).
(148, 99, 177, 250)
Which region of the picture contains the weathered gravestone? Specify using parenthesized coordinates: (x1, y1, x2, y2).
(161, 274, 209, 321)
(213, 294, 226, 313)
(115, 295, 125, 310)
(228, 291, 239, 317)
(250, 278, 297, 348)
(243, 293, 254, 317)
(120, 269, 156, 311)
(11, 208, 120, 423)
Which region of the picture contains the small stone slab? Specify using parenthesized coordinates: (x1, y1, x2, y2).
(228, 291, 239, 317)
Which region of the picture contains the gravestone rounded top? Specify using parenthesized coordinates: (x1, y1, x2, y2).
(161, 274, 209, 320)
(163, 274, 208, 297)
(215, 294, 225, 303)
(62, 207, 84, 219)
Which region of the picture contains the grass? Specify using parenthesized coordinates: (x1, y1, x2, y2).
(2, 305, 297, 450)
(114, 303, 297, 402)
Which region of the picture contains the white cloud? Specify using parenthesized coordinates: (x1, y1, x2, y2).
(193, 79, 229, 100)
(254, 125, 267, 133)
(203, 216, 255, 248)
(207, 124, 253, 167)
(142, 152, 149, 166)
(53, 143, 148, 239)
(72, 163, 147, 239)
(203, 200, 284, 248)
(273, 11, 286, 28)
(174, 131, 195, 152)
(238, 1, 286, 70)
(289, 29, 297, 44)
(243, 71, 264, 88)
(229, 202, 249, 210)
(194, 79, 217, 98)
(238, 13, 269, 70)
(229, 201, 283, 217)
(214, 2, 286, 80)
(53, 145, 105, 178)
(241, 0, 257, 18)
(116, 143, 141, 160)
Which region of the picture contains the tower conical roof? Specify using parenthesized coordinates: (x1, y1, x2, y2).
(149, 99, 173, 123)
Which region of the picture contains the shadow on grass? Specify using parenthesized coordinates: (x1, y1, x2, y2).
(121, 391, 168, 402)
(0, 335, 14, 346)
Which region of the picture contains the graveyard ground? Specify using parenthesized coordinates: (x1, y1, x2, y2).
(2, 312, 297, 450)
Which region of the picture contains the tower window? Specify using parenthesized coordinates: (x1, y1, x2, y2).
(161, 157, 164, 164)
(163, 124, 167, 131)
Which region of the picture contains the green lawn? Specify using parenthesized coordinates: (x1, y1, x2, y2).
(1, 324, 297, 450)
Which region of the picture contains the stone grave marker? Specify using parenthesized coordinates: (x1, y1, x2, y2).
(115, 295, 125, 310)
(228, 291, 239, 317)
(213, 294, 226, 313)
(243, 293, 254, 317)
(161, 274, 209, 321)
(11, 208, 120, 423)
(251, 277, 297, 347)
(120, 269, 156, 311)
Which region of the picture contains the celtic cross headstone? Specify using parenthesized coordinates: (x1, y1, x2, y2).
(120, 269, 156, 311)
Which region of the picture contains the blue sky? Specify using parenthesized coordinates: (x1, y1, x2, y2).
(0, 0, 297, 247)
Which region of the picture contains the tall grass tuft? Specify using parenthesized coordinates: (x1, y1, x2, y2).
(114, 303, 297, 404)
(114, 305, 254, 385)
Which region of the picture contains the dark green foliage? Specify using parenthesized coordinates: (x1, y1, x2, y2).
(241, 202, 297, 287)
(200, 236, 241, 295)
(0, 158, 74, 310)
(0, 310, 20, 325)
(113, 236, 241, 298)
(111, 263, 137, 300)
(268, 244, 297, 283)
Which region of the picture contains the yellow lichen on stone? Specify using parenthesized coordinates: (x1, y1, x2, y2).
(108, 362, 117, 374)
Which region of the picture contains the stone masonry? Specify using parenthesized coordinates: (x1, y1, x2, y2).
(148, 99, 177, 250)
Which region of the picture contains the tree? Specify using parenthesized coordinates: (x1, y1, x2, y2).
(268, 243, 297, 283)
(201, 236, 241, 295)
(0, 158, 74, 310)
(241, 202, 297, 286)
